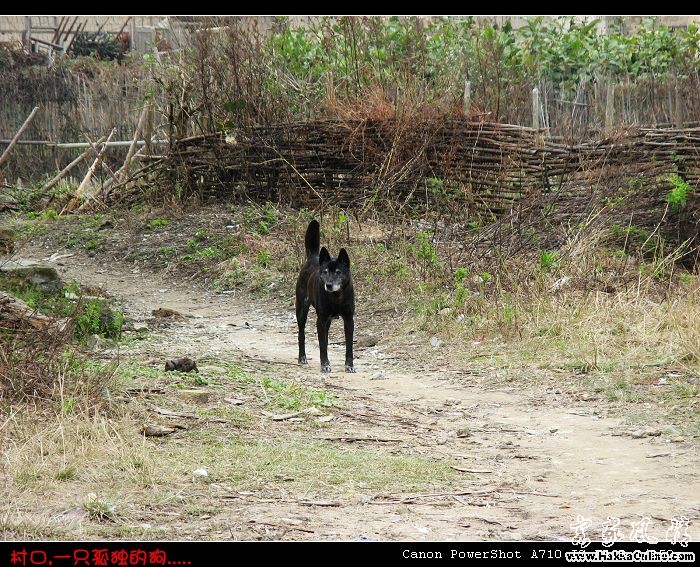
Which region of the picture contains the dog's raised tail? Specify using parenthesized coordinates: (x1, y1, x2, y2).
(305, 220, 320, 258)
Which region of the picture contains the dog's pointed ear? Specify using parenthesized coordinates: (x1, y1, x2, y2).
(338, 248, 350, 268)
(319, 247, 331, 264)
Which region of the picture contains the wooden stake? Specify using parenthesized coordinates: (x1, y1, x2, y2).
(531, 87, 540, 130)
(62, 16, 78, 45)
(117, 16, 132, 39)
(22, 17, 31, 53)
(0, 106, 40, 168)
(463, 80, 471, 116)
(144, 102, 154, 156)
(52, 16, 66, 45)
(605, 82, 615, 136)
(67, 21, 86, 53)
(98, 144, 149, 196)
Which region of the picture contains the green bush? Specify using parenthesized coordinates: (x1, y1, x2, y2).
(667, 174, 693, 210)
(0, 276, 123, 341)
(160, 16, 700, 129)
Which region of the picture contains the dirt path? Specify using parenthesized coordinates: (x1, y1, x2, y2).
(24, 247, 700, 541)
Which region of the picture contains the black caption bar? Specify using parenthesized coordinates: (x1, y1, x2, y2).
(1, 541, 697, 566)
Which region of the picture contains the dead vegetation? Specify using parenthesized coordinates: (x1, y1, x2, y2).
(8, 200, 699, 424)
(1, 16, 699, 541)
(0, 314, 114, 405)
(0, 199, 698, 539)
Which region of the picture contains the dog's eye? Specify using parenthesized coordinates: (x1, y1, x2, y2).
(335, 269, 341, 275)
(322, 268, 328, 274)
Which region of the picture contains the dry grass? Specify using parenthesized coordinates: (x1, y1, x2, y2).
(10, 203, 699, 388)
(259, 210, 698, 438)
(408, 234, 691, 382)
(2, 405, 155, 493)
(0, 353, 458, 539)
(1, 203, 697, 540)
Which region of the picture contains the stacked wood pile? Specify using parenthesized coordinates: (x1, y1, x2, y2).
(124, 119, 697, 210)
(131, 119, 547, 214)
(108, 118, 699, 261)
(457, 126, 700, 262)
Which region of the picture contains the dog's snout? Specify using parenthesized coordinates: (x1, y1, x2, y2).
(325, 283, 333, 291)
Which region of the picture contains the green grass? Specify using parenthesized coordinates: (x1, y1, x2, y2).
(261, 376, 335, 410)
(158, 246, 178, 257)
(116, 361, 174, 385)
(210, 438, 457, 493)
(54, 465, 78, 481)
(81, 493, 118, 522)
(539, 249, 558, 272)
(0, 275, 123, 340)
(244, 202, 280, 237)
(182, 246, 226, 263)
(256, 249, 271, 267)
(224, 364, 336, 410)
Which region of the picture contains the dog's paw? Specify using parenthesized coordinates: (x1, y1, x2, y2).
(345, 364, 356, 373)
(298, 355, 308, 365)
(321, 363, 331, 373)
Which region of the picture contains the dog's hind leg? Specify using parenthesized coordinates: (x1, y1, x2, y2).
(318, 317, 331, 373)
(343, 314, 355, 372)
(296, 297, 310, 364)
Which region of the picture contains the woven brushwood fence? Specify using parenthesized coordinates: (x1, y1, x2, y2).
(118, 117, 698, 263)
(143, 118, 698, 213)
(148, 119, 552, 215)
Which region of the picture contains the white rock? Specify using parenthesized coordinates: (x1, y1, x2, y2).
(192, 468, 209, 482)
(551, 275, 571, 292)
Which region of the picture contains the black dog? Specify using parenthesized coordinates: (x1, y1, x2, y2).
(296, 220, 355, 373)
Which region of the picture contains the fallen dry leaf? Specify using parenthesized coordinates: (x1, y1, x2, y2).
(140, 423, 180, 437)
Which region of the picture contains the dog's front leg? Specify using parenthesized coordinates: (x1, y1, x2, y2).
(343, 314, 355, 372)
(296, 298, 310, 364)
(317, 317, 331, 373)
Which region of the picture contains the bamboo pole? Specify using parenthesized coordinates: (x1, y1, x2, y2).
(57, 140, 167, 148)
(531, 88, 540, 130)
(144, 102, 154, 156)
(61, 16, 79, 45)
(42, 134, 108, 194)
(52, 16, 66, 45)
(605, 82, 615, 136)
(0, 140, 168, 148)
(73, 128, 115, 200)
(22, 17, 31, 53)
(92, 105, 154, 199)
(122, 103, 149, 175)
(0, 106, 40, 168)
(99, 143, 152, 196)
(66, 21, 86, 53)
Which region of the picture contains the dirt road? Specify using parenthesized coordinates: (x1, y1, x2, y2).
(20, 245, 700, 541)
